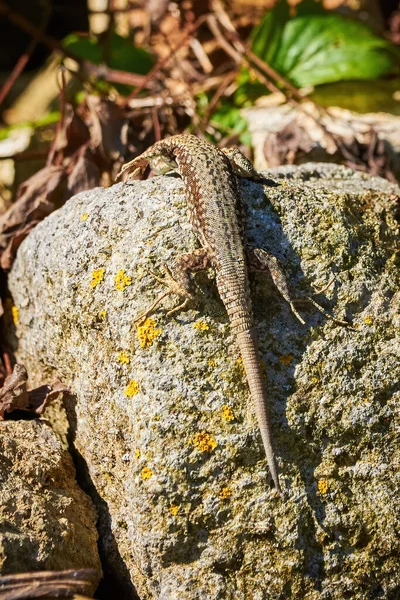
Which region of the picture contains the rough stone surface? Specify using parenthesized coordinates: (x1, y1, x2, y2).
(6, 164, 400, 599)
(0, 419, 102, 587)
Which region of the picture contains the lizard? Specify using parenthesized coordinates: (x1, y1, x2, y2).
(117, 134, 306, 497)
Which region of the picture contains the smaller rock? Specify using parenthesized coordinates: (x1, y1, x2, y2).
(0, 419, 102, 592)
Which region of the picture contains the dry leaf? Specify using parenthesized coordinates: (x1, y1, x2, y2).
(0, 363, 69, 419)
(0, 166, 66, 236)
(263, 120, 313, 167)
(67, 144, 101, 196)
(87, 95, 129, 163)
(0, 363, 29, 419)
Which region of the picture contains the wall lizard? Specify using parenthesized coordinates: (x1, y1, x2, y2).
(118, 134, 305, 497)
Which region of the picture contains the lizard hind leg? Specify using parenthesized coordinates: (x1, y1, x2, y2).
(134, 248, 211, 323)
(248, 247, 305, 325)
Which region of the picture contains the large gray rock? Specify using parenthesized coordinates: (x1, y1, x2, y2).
(7, 164, 400, 599)
(0, 419, 102, 589)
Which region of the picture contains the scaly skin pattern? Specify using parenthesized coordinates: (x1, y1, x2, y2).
(119, 134, 283, 495)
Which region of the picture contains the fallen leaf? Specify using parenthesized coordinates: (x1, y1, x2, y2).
(27, 380, 70, 415)
(0, 222, 38, 271)
(263, 120, 313, 166)
(67, 144, 101, 196)
(0, 165, 66, 236)
(0, 363, 69, 419)
(0, 363, 29, 419)
(87, 95, 129, 163)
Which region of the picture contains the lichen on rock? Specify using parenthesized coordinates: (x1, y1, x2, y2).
(6, 164, 400, 599)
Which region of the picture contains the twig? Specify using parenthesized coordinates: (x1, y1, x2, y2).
(152, 107, 161, 142)
(0, 1, 150, 90)
(46, 67, 66, 167)
(199, 69, 237, 132)
(122, 14, 209, 107)
(0, 2, 51, 108)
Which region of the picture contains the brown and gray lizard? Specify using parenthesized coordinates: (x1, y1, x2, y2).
(118, 134, 304, 497)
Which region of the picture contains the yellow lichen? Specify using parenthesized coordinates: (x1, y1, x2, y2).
(141, 467, 153, 480)
(311, 376, 319, 383)
(208, 358, 216, 368)
(91, 268, 105, 288)
(137, 318, 161, 348)
(98, 310, 107, 319)
(237, 356, 245, 376)
(364, 315, 373, 325)
(192, 431, 217, 453)
(80, 212, 89, 221)
(114, 269, 132, 291)
(11, 305, 19, 325)
(169, 504, 180, 516)
(221, 404, 235, 422)
(193, 321, 209, 332)
(117, 351, 130, 365)
(220, 487, 232, 500)
(124, 379, 139, 397)
(135, 448, 141, 459)
(317, 479, 329, 494)
(279, 354, 293, 366)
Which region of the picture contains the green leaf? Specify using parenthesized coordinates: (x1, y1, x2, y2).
(63, 33, 153, 76)
(210, 104, 249, 135)
(250, 0, 400, 88)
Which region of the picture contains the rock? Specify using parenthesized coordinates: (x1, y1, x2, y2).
(6, 164, 400, 599)
(243, 97, 400, 178)
(0, 419, 102, 590)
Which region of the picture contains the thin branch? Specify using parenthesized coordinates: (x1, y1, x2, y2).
(122, 14, 209, 107)
(46, 67, 66, 166)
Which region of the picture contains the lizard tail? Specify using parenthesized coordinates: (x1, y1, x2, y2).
(236, 329, 283, 497)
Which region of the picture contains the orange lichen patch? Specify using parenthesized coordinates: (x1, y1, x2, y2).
(317, 479, 329, 494)
(91, 268, 105, 288)
(169, 504, 180, 516)
(80, 212, 89, 221)
(236, 356, 245, 376)
(135, 448, 141, 459)
(193, 320, 209, 332)
(221, 404, 235, 422)
(11, 305, 19, 325)
(137, 318, 161, 348)
(364, 315, 373, 325)
(279, 354, 293, 366)
(192, 431, 217, 453)
(124, 379, 139, 397)
(141, 467, 153, 480)
(117, 351, 130, 365)
(114, 269, 132, 291)
(220, 487, 232, 500)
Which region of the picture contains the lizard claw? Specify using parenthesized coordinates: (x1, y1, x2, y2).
(134, 266, 194, 324)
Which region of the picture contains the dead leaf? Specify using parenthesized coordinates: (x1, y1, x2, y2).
(0, 222, 38, 271)
(67, 144, 101, 196)
(61, 103, 91, 155)
(87, 95, 129, 163)
(0, 363, 69, 419)
(27, 380, 70, 415)
(0, 165, 66, 236)
(263, 120, 313, 167)
(0, 363, 29, 419)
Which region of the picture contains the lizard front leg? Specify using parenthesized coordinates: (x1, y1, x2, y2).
(135, 248, 211, 323)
